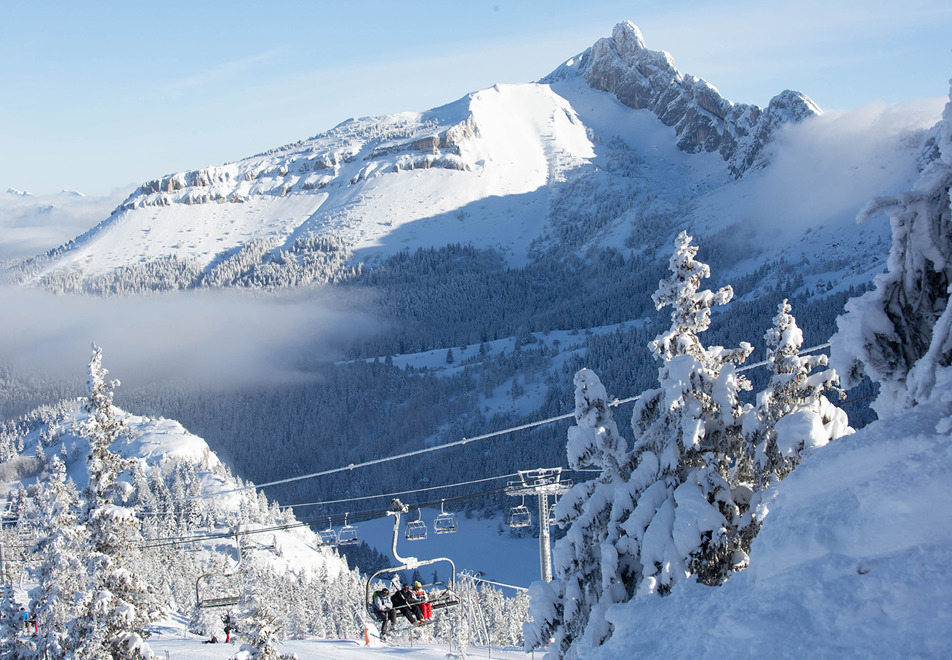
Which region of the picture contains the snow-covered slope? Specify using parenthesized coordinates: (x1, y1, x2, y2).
(0, 402, 352, 583)
(590, 395, 952, 658)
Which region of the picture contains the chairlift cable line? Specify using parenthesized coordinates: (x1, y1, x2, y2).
(139, 343, 836, 508)
(122, 339, 867, 551)
(137, 468, 534, 516)
(285, 471, 524, 509)
(138, 483, 521, 549)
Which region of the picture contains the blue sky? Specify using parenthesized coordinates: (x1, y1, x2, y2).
(1, 0, 950, 196)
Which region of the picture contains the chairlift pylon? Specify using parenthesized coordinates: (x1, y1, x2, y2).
(319, 517, 339, 546)
(405, 508, 427, 541)
(507, 496, 532, 529)
(433, 499, 458, 535)
(338, 512, 360, 546)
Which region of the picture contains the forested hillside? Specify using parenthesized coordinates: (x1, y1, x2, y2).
(106, 241, 874, 523)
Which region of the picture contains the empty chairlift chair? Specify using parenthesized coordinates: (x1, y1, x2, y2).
(195, 528, 243, 609)
(508, 497, 532, 529)
(338, 513, 360, 546)
(405, 508, 427, 541)
(319, 517, 339, 546)
(433, 500, 458, 535)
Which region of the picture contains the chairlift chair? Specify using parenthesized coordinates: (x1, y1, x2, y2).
(319, 517, 339, 546)
(338, 513, 360, 546)
(196, 528, 243, 609)
(364, 504, 459, 636)
(508, 497, 532, 529)
(433, 500, 458, 535)
(405, 508, 427, 541)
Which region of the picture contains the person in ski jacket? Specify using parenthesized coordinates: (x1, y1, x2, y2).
(390, 584, 421, 624)
(412, 581, 432, 620)
(373, 587, 397, 634)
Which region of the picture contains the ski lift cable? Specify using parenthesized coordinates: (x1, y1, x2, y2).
(139, 343, 835, 508)
(138, 482, 525, 549)
(137, 342, 858, 549)
(285, 471, 524, 510)
(135, 468, 530, 518)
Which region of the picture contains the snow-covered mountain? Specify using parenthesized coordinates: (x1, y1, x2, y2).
(8, 20, 927, 295)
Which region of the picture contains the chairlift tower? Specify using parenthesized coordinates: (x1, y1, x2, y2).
(505, 468, 572, 582)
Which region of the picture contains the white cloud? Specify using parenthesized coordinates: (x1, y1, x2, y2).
(703, 96, 947, 239)
(0, 285, 380, 391)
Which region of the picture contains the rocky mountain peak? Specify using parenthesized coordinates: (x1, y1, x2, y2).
(543, 21, 822, 176)
(608, 20, 647, 55)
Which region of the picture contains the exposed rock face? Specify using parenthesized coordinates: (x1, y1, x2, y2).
(543, 21, 822, 176)
(115, 114, 476, 212)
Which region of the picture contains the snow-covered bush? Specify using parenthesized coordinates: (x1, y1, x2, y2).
(744, 299, 851, 485)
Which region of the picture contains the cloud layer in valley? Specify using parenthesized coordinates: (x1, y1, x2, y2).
(0, 285, 381, 392)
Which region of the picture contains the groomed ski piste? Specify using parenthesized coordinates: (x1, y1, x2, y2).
(136, 615, 533, 659)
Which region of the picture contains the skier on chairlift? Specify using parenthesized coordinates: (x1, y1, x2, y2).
(412, 581, 433, 620)
(373, 587, 397, 636)
(391, 583, 422, 624)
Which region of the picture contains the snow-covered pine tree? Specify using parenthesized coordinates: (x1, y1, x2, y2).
(833, 82, 952, 418)
(744, 299, 851, 486)
(30, 454, 86, 660)
(0, 582, 27, 659)
(621, 231, 752, 593)
(234, 558, 297, 660)
(71, 343, 159, 660)
(524, 368, 631, 657)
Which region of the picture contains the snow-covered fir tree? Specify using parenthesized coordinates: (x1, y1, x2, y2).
(30, 454, 86, 660)
(622, 230, 752, 592)
(234, 559, 298, 660)
(71, 344, 160, 660)
(524, 368, 631, 656)
(528, 232, 755, 659)
(833, 82, 952, 418)
(0, 582, 27, 659)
